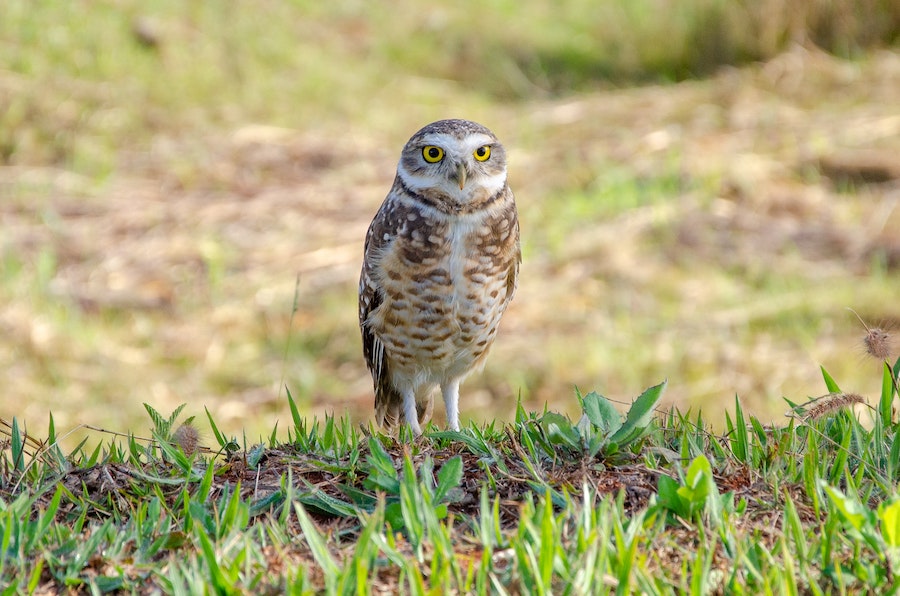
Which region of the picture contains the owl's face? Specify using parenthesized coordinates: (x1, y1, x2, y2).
(397, 119, 508, 209)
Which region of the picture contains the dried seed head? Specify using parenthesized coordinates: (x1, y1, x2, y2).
(804, 392, 866, 421)
(864, 327, 893, 361)
(172, 423, 201, 456)
(848, 308, 894, 361)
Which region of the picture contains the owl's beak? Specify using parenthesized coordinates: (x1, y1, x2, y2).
(454, 162, 467, 190)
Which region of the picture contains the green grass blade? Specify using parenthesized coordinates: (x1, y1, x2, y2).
(820, 365, 841, 393)
(286, 387, 303, 430)
(204, 407, 228, 449)
(195, 528, 234, 596)
(10, 418, 25, 472)
(294, 502, 340, 578)
(880, 362, 894, 427)
(539, 492, 555, 587)
(731, 395, 748, 464)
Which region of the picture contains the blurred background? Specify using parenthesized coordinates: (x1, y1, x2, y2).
(2, 1, 899, 448)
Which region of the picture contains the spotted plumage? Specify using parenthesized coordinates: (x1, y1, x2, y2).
(359, 119, 520, 435)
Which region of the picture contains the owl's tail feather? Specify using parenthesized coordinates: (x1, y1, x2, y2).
(374, 384, 403, 431)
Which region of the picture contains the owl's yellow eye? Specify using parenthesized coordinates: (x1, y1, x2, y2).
(422, 146, 444, 163)
(473, 145, 491, 161)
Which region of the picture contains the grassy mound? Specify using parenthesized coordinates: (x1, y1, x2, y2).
(4, 353, 900, 592)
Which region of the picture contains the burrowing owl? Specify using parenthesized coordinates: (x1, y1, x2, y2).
(359, 119, 520, 435)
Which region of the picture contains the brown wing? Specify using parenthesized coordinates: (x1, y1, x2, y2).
(504, 203, 521, 309)
(488, 188, 520, 314)
(358, 195, 403, 428)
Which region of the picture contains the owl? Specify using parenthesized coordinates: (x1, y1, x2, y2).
(359, 119, 520, 436)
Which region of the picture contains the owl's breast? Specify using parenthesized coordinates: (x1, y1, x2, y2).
(371, 205, 517, 377)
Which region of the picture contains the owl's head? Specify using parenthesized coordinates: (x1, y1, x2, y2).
(397, 119, 508, 210)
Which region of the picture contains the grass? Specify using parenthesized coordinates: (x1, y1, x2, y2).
(3, 352, 900, 592)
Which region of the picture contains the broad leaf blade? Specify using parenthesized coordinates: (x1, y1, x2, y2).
(582, 391, 622, 436)
(610, 380, 666, 446)
(434, 456, 463, 504)
(541, 412, 581, 450)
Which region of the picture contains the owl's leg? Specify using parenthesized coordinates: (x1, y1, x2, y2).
(441, 379, 461, 431)
(402, 388, 423, 436)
